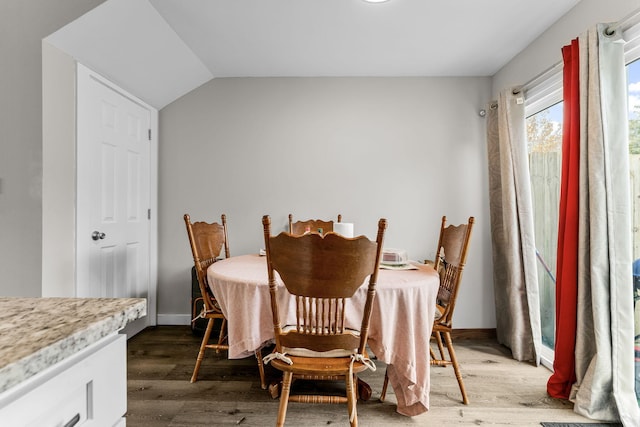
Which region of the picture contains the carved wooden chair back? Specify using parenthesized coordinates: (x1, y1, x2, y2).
(288, 214, 342, 235)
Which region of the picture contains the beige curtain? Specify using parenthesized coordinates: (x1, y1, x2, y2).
(570, 24, 640, 425)
(486, 90, 542, 363)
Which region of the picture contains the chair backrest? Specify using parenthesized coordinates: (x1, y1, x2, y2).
(433, 215, 474, 327)
(263, 215, 386, 355)
(184, 213, 230, 312)
(288, 214, 342, 235)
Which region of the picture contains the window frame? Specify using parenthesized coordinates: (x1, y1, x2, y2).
(524, 88, 562, 371)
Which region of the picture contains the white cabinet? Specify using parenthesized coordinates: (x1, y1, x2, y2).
(0, 333, 127, 427)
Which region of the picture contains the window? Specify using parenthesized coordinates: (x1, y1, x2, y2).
(523, 65, 564, 370)
(626, 57, 640, 405)
(526, 101, 562, 369)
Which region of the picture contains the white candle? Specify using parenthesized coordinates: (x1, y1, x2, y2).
(333, 222, 354, 237)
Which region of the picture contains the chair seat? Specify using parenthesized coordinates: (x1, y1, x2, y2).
(269, 351, 372, 376)
(280, 326, 361, 361)
(202, 310, 225, 319)
(284, 346, 357, 358)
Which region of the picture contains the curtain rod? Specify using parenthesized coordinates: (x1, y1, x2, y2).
(512, 62, 563, 95)
(512, 6, 640, 96)
(604, 6, 640, 36)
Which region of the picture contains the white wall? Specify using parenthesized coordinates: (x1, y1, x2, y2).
(42, 42, 77, 297)
(158, 77, 496, 328)
(0, 0, 106, 297)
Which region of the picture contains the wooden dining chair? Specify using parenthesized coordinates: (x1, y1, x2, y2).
(184, 213, 266, 388)
(288, 214, 342, 235)
(380, 215, 474, 405)
(262, 215, 386, 427)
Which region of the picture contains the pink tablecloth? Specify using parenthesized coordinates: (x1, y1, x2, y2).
(207, 254, 439, 416)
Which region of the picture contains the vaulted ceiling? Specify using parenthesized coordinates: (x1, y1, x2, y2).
(45, 0, 581, 109)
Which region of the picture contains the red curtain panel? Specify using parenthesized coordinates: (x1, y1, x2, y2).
(547, 38, 580, 399)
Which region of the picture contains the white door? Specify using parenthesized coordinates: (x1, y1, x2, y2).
(76, 64, 155, 333)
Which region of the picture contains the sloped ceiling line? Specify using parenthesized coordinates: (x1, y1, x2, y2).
(44, 0, 580, 110)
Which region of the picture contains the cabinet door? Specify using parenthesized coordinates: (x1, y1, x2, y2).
(0, 334, 126, 426)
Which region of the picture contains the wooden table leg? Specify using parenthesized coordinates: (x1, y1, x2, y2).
(268, 380, 281, 399)
(357, 377, 372, 401)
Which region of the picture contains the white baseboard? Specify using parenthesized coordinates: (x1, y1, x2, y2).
(157, 314, 191, 325)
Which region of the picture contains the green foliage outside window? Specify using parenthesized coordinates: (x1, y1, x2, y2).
(527, 109, 562, 154)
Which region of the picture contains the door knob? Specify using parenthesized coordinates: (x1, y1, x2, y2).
(91, 231, 106, 241)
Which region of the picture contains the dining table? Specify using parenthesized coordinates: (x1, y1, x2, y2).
(207, 253, 440, 416)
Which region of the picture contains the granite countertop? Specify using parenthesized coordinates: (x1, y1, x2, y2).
(0, 297, 146, 394)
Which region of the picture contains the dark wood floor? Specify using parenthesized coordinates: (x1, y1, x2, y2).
(125, 325, 589, 426)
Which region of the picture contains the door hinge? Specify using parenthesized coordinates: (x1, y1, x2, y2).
(148, 209, 151, 220)
(148, 129, 152, 141)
